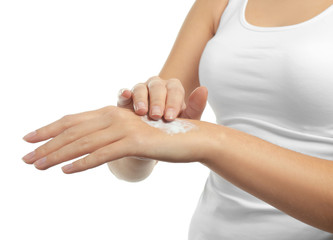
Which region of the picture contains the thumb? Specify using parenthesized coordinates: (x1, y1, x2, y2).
(181, 86, 208, 120)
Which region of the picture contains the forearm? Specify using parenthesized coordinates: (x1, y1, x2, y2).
(107, 157, 157, 182)
(203, 124, 333, 233)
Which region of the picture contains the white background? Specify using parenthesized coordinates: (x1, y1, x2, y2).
(0, 0, 216, 239)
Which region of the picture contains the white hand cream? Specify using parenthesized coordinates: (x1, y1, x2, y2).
(141, 115, 196, 135)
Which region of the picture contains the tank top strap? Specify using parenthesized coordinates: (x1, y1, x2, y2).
(214, 0, 244, 36)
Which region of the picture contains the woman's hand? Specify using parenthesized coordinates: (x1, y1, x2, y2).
(118, 76, 208, 121)
(22, 106, 217, 174)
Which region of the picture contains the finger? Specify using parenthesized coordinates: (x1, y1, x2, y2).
(33, 126, 123, 170)
(117, 88, 133, 108)
(164, 78, 185, 121)
(23, 107, 106, 143)
(23, 114, 112, 164)
(61, 139, 130, 174)
(180, 86, 208, 120)
(147, 77, 167, 120)
(131, 83, 148, 115)
(181, 101, 186, 111)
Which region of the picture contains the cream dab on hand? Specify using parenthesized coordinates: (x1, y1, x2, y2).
(141, 115, 196, 135)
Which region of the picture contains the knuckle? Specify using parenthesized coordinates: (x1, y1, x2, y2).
(101, 106, 118, 119)
(50, 150, 61, 163)
(78, 157, 90, 168)
(101, 105, 115, 114)
(166, 83, 185, 95)
(132, 83, 147, 93)
(35, 145, 48, 157)
(132, 85, 147, 101)
(61, 114, 74, 128)
(168, 78, 181, 85)
(149, 100, 164, 108)
(168, 79, 184, 93)
(78, 136, 91, 151)
(148, 79, 164, 89)
(147, 75, 161, 83)
(94, 150, 108, 161)
(62, 128, 77, 142)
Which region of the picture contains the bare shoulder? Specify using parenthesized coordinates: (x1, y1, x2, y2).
(201, 0, 229, 35)
(158, 0, 230, 101)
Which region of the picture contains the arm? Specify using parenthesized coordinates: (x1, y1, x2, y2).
(204, 124, 333, 233)
(108, 0, 229, 182)
(158, 0, 228, 103)
(23, 96, 333, 231)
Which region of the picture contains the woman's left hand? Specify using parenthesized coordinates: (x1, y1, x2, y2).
(22, 105, 217, 174)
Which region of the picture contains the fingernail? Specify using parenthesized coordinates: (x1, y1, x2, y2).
(151, 106, 162, 116)
(118, 95, 131, 106)
(23, 131, 37, 141)
(135, 102, 146, 111)
(62, 163, 73, 173)
(22, 150, 35, 162)
(165, 108, 175, 120)
(34, 157, 47, 168)
(118, 88, 125, 97)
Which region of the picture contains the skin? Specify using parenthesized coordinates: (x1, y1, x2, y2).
(106, 0, 222, 181)
(245, 0, 333, 28)
(22, 0, 333, 235)
(128, 0, 333, 122)
(122, 76, 208, 121)
(106, 84, 207, 182)
(22, 106, 215, 169)
(21, 103, 333, 233)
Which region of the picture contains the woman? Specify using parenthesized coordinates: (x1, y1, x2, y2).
(22, 0, 333, 239)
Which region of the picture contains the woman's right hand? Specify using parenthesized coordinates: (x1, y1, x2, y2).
(117, 76, 208, 121)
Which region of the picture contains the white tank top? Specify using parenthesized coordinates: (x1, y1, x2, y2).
(188, 0, 333, 239)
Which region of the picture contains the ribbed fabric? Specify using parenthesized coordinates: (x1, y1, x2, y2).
(188, 0, 333, 239)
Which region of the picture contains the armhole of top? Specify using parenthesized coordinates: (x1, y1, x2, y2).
(213, 0, 230, 35)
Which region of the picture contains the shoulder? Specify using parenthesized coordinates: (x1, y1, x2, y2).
(186, 0, 230, 36)
(196, 0, 229, 35)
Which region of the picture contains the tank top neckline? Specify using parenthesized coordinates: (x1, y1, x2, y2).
(240, 0, 333, 32)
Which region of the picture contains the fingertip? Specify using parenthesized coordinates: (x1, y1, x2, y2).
(164, 108, 176, 121)
(117, 96, 132, 107)
(149, 112, 162, 120)
(164, 118, 175, 122)
(117, 89, 132, 103)
(134, 102, 148, 115)
(149, 106, 163, 120)
(117, 89, 133, 107)
(150, 115, 162, 121)
(122, 89, 132, 99)
(135, 108, 148, 116)
(62, 163, 74, 174)
(23, 130, 37, 142)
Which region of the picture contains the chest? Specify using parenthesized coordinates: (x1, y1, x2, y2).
(244, 0, 333, 27)
(199, 16, 333, 136)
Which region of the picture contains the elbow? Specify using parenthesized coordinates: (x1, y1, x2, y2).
(111, 167, 153, 182)
(107, 158, 157, 183)
(116, 174, 151, 183)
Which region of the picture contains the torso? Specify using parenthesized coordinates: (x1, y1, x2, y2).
(244, 0, 333, 28)
(213, 0, 333, 32)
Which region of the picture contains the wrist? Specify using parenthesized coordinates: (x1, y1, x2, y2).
(197, 121, 228, 165)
